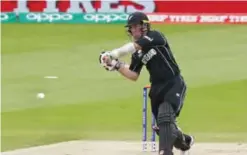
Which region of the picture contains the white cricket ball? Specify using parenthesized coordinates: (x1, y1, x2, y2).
(37, 93, 45, 99)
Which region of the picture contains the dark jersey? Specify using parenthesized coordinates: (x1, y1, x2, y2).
(129, 30, 180, 84)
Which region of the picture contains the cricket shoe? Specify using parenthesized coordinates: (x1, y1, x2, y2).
(180, 135, 194, 155)
(152, 125, 194, 155)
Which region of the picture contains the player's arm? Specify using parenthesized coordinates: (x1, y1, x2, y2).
(110, 31, 165, 59)
(114, 56, 143, 81)
(115, 63, 139, 81)
(110, 42, 141, 59)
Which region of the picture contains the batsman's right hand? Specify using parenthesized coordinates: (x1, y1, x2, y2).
(99, 51, 112, 65)
(99, 51, 118, 71)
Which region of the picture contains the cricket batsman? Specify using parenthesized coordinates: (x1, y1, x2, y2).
(99, 12, 194, 155)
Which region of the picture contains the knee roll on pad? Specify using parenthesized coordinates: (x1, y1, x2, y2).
(157, 102, 175, 125)
(157, 113, 174, 124)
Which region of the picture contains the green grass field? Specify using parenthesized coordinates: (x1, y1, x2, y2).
(1, 24, 247, 151)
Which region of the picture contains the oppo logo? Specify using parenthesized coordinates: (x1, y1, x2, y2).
(1, 13, 9, 21)
(84, 14, 128, 23)
(26, 13, 73, 22)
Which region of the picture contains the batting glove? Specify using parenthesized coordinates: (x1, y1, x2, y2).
(99, 51, 118, 71)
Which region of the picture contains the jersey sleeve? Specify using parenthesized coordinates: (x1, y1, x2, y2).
(129, 54, 143, 74)
(135, 31, 165, 49)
